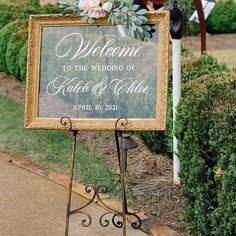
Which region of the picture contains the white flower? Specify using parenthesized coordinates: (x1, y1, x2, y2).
(87, 0, 100, 8)
(80, 0, 100, 12)
(102, 1, 113, 12)
(79, 0, 100, 12)
(78, 0, 85, 10)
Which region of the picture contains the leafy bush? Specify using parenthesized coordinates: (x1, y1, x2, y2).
(18, 42, 28, 81)
(0, 1, 41, 29)
(139, 53, 228, 155)
(21, 4, 60, 15)
(0, 21, 19, 73)
(0, 5, 18, 29)
(6, 27, 28, 79)
(175, 71, 236, 235)
(0, 0, 40, 7)
(206, 0, 236, 34)
(139, 130, 169, 154)
(0, 3, 60, 76)
(0, 2, 60, 29)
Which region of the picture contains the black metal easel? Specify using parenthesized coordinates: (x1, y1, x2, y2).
(61, 117, 141, 236)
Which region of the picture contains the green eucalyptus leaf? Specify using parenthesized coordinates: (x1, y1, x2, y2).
(143, 25, 152, 31)
(130, 29, 134, 38)
(135, 19, 142, 26)
(131, 23, 136, 30)
(120, 3, 125, 8)
(122, 6, 128, 12)
(79, 11, 85, 16)
(132, 16, 140, 22)
(143, 30, 151, 38)
(114, 12, 119, 17)
(134, 31, 141, 41)
(137, 15, 147, 23)
(111, 16, 114, 25)
(113, 8, 119, 12)
(132, 4, 140, 11)
(136, 9, 147, 15)
(63, 7, 74, 13)
(88, 18, 94, 24)
(81, 16, 88, 22)
(136, 26, 143, 33)
(123, 14, 128, 20)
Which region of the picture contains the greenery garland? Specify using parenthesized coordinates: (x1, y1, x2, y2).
(58, 0, 154, 41)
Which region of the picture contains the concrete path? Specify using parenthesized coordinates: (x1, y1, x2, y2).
(0, 153, 148, 236)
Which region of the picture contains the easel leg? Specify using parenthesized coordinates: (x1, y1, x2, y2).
(65, 130, 78, 236)
(120, 133, 127, 236)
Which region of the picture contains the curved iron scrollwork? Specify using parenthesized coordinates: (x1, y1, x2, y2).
(60, 116, 73, 131)
(99, 211, 142, 230)
(71, 180, 142, 230)
(97, 184, 109, 194)
(128, 212, 142, 230)
(99, 212, 111, 227)
(115, 117, 128, 130)
(112, 213, 123, 228)
(79, 211, 92, 227)
(96, 181, 120, 212)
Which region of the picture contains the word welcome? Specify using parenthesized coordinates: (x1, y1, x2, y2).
(55, 33, 143, 60)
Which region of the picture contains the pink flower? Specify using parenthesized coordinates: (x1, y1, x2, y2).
(88, 7, 106, 18)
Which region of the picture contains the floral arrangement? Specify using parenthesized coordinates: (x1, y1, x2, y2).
(58, 0, 154, 41)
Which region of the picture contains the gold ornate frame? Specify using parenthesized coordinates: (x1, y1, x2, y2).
(24, 12, 169, 131)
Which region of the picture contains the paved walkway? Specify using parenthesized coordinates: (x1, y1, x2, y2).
(0, 152, 148, 236)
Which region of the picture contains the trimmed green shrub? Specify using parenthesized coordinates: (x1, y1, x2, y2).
(0, 2, 59, 29)
(29, 0, 40, 7)
(139, 130, 169, 154)
(0, 5, 18, 29)
(0, 3, 60, 76)
(206, 0, 236, 34)
(6, 27, 28, 79)
(18, 42, 28, 81)
(139, 53, 228, 155)
(181, 53, 228, 84)
(0, 0, 40, 7)
(175, 71, 236, 235)
(0, 2, 41, 29)
(0, 21, 19, 73)
(21, 4, 60, 16)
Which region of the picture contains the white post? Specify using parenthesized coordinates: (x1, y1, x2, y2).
(172, 39, 181, 185)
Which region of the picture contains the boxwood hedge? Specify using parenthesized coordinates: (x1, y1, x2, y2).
(139, 53, 229, 155)
(0, 21, 20, 73)
(6, 27, 28, 79)
(206, 0, 236, 34)
(18, 42, 28, 82)
(175, 70, 236, 235)
(0, 2, 60, 80)
(0, 5, 18, 29)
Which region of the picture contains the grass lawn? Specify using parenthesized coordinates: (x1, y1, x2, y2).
(0, 95, 118, 194)
(193, 49, 236, 70)
(207, 49, 236, 70)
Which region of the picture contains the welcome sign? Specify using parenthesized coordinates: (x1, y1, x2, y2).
(25, 13, 169, 131)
